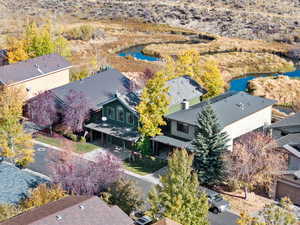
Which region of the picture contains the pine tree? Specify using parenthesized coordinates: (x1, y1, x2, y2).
(148, 149, 209, 225)
(191, 103, 229, 186)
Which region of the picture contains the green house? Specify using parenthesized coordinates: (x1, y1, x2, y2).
(85, 75, 207, 149)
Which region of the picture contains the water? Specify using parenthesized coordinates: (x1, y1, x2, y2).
(118, 45, 160, 62)
(118, 47, 300, 92)
(229, 69, 300, 92)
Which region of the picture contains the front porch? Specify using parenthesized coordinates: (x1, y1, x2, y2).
(151, 135, 193, 158)
(85, 122, 140, 150)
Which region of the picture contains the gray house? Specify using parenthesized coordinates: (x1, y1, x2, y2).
(84, 75, 207, 149)
(152, 91, 276, 152)
(1, 196, 134, 225)
(271, 113, 300, 206)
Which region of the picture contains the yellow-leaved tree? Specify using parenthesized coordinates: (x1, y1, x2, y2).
(0, 86, 35, 166)
(163, 49, 225, 99)
(136, 71, 170, 138)
(6, 21, 70, 63)
(21, 184, 67, 209)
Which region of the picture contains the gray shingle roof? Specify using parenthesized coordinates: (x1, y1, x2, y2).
(52, 69, 132, 110)
(166, 75, 206, 106)
(1, 196, 134, 225)
(276, 133, 300, 147)
(270, 112, 300, 131)
(0, 54, 71, 85)
(165, 91, 276, 127)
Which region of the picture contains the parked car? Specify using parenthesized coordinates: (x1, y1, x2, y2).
(201, 187, 230, 214)
(135, 215, 152, 225)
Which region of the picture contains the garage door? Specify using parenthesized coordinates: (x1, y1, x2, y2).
(276, 181, 300, 206)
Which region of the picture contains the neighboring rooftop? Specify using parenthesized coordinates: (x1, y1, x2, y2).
(52, 69, 132, 110)
(0, 54, 71, 85)
(276, 133, 300, 147)
(270, 112, 300, 134)
(1, 196, 134, 225)
(0, 163, 47, 204)
(166, 75, 207, 106)
(165, 91, 276, 127)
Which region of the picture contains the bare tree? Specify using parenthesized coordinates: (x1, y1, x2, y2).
(227, 132, 287, 200)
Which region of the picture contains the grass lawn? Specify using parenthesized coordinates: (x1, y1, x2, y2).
(75, 142, 99, 153)
(35, 135, 98, 154)
(123, 157, 167, 176)
(35, 135, 62, 148)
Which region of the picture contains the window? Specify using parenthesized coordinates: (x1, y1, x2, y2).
(177, 122, 189, 134)
(116, 106, 124, 122)
(126, 112, 134, 125)
(107, 107, 115, 120)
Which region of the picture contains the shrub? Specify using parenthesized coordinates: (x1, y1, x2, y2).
(64, 25, 95, 41)
(70, 68, 90, 82)
(226, 179, 241, 192)
(80, 136, 86, 143)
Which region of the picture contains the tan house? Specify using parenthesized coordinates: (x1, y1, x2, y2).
(0, 53, 71, 99)
(153, 218, 182, 225)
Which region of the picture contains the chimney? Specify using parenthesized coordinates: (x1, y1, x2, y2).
(182, 99, 190, 110)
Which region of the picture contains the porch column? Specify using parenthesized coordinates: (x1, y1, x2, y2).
(101, 132, 104, 145)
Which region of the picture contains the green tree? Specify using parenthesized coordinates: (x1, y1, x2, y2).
(101, 178, 144, 215)
(136, 71, 170, 137)
(191, 103, 229, 186)
(0, 86, 35, 166)
(237, 197, 298, 225)
(148, 149, 209, 225)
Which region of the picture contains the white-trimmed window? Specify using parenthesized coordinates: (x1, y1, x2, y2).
(116, 106, 125, 122)
(126, 112, 134, 125)
(107, 107, 115, 120)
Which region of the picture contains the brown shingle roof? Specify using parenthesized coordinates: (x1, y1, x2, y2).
(153, 218, 182, 225)
(0, 54, 71, 85)
(1, 196, 134, 225)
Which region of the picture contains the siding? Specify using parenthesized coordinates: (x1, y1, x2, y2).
(169, 106, 272, 149)
(102, 99, 138, 128)
(12, 69, 70, 99)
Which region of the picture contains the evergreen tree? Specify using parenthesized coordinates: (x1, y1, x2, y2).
(148, 149, 209, 225)
(191, 103, 229, 186)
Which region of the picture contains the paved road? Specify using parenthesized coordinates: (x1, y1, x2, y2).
(28, 143, 239, 225)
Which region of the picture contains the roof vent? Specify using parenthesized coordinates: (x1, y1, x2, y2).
(182, 99, 189, 110)
(56, 215, 63, 221)
(79, 205, 85, 210)
(34, 64, 43, 74)
(237, 102, 245, 110)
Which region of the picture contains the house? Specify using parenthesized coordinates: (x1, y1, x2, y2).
(270, 113, 300, 206)
(84, 75, 207, 149)
(0, 163, 47, 204)
(152, 91, 276, 152)
(1, 196, 134, 225)
(0, 54, 71, 99)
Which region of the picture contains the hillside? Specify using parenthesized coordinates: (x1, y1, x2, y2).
(1, 0, 300, 41)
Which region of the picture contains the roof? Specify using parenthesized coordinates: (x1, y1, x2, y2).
(151, 135, 192, 149)
(276, 133, 300, 147)
(52, 69, 131, 110)
(153, 218, 182, 225)
(165, 91, 276, 127)
(85, 122, 139, 142)
(166, 75, 206, 106)
(1, 196, 134, 225)
(270, 112, 300, 133)
(283, 144, 300, 159)
(0, 54, 71, 85)
(0, 163, 47, 204)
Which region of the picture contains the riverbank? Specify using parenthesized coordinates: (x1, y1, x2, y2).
(248, 75, 300, 105)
